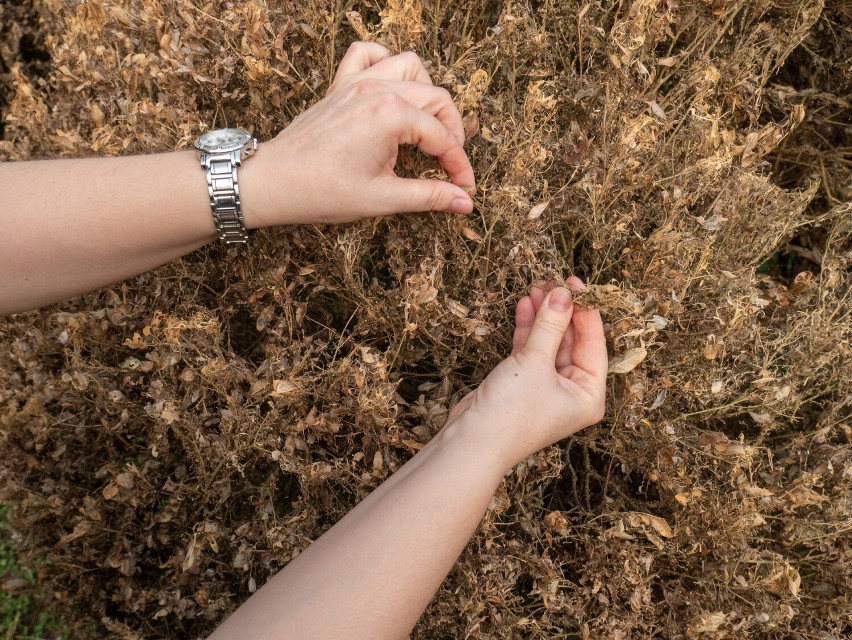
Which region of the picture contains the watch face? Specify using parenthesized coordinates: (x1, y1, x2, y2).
(195, 128, 252, 153)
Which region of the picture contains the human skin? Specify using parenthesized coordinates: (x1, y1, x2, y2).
(208, 276, 607, 640)
(0, 42, 474, 315)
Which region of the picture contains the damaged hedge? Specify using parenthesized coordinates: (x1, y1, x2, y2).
(1, 0, 850, 637)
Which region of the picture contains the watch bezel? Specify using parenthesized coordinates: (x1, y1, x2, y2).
(194, 128, 253, 154)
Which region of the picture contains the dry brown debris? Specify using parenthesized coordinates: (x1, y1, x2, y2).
(1, 1, 850, 638)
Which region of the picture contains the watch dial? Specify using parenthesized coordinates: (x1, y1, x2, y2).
(197, 128, 251, 152)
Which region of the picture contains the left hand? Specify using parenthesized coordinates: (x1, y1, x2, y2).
(446, 276, 608, 470)
(243, 42, 475, 228)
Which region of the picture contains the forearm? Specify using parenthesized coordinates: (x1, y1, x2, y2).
(208, 417, 507, 640)
(0, 151, 269, 315)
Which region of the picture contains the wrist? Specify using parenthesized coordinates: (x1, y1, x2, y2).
(437, 414, 516, 478)
(234, 144, 278, 230)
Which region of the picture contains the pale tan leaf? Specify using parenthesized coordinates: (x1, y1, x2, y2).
(372, 450, 384, 477)
(271, 380, 297, 396)
(608, 347, 647, 373)
(786, 566, 801, 597)
(89, 103, 105, 126)
(744, 485, 774, 497)
(446, 299, 469, 318)
(461, 226, 483, 242)
(250, 380, 270, 396)
(527, 202, 549, 220)
(647, 514, 673, 538)
(360, 347, 380, 364)
(704, 66, 721, 82)
(647, 100, 666, 119)
(345, 11, 371, 40)
(417, 287, 439, 304)
(182, 535, 199, 572)
(703, 341, 723, 360)
(624, 512, 674, 538)
(160, 406, 179, 425)
(785, 486, 826, 507)
(748, 411, 772, 425)
(463, 113, 479, 140)
(58, 522, 92, 545)
(544, 511, 570, 534)
(605, 519, 635, 540)
(690, 612, 727, 633)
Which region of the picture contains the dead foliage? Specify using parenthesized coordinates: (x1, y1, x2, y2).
(1, 0, 850, 638)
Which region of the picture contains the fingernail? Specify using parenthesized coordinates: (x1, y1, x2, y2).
(451, 197, 473, 214)
(461, 184, 477, 196)
(548, 287, 572, 311)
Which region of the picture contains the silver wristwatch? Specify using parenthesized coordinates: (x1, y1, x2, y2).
(194, 128, 258, 244)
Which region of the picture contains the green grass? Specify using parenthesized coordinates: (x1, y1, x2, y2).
(0, 505, 67, 640)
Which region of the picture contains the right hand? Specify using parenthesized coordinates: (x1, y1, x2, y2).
(244, 42, 475, 228)
(447, 277, 608, 470)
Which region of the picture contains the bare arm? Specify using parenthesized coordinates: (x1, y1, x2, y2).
(1, 152, 217, 314)
(0, 42, 474, 315)
(208, 278, 608, 640)
(209, 417, 506, 640)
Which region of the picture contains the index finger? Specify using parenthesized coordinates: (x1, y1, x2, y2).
(570, 307, 608, 383)
(367, 51, 432, 84)
(334, 42, 392, 81)
(398, 105, 475, 186)
(393, 83, 465, 144)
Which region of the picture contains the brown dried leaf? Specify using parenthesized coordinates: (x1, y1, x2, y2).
(786, 565, 801, 597)
(102, 484, 119, 500)
(271, 380, 298, 395)
(58, 522, 92, 546)
(115, 472, 134, 489)
(625, 512, 674, 538)
(446, 299, 469, 318)
(608, 348, 647, 374)
(463, 112, 479, 140)
(527, 202, 549, 220)
(461, 226, 483, 242)
(690, 612, 727, 634)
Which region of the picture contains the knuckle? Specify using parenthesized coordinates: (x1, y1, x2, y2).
(435, 86, 453, 103)
(424, 185, 444, 211)
(434, 123, 457, 148)
(345, 42, 365, 57)
(352, 78, 383, 96)
(401, 51, 430, 77)
(536, 317, 566, 336)
(444, 125, 460, 147)
(348, 41, 371, 53)
(373, 91, 404, 115)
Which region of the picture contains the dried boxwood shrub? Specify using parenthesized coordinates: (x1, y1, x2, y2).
(1, 1, 850, 638)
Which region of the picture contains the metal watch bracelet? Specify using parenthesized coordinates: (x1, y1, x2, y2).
(200, 150, 251, 244)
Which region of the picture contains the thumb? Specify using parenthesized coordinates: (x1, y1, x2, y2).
(384, 177, 473, 215)
(522, 287, 574, 359)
